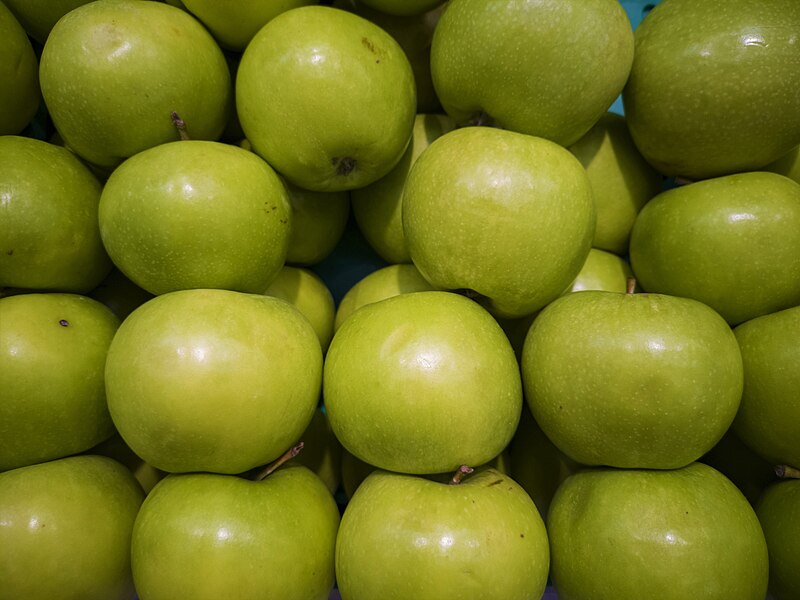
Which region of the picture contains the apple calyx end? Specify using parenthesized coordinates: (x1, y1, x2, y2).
(170, 111, 190, 141)
(253, 441, 305, 481)
(448, 464, 474, 485)
(775, 464, 800, 480)
(332, 156, 357, 177)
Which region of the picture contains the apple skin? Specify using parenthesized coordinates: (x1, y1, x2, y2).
(335, 468, 549, 600)
(430, 0, 633, 146)
(731, 305, 800, 469)
(0, 455, 145, 600)
(1, 0, 95, 43)
(333, 263, 435, 331)
(284, 181, 350, 266)
(765, 145, 800, 184)
(629, 172, 800, 326)
(132, 465, 340, 600)
(324, 291, 522, 474)
(89, 434, 166, 495)
(0, 2, 40, 135)
(99, 140, 291, 296)
(237, 6, 416, 192)
(623, 0, 800, 180)
(756, 480, 800, 600)
(105, 289, 322, 474)
(357, 0, 444, 17)
(567, 113, 663, 255)
(566, 248, 633, 294)
(0, 293, 119, 472)
(548, 463, 769, 600)
(0, 136, 112, 293)
(39, 0, 231, 169)
(403, 126, 595, 318)
(352, 113, 455, 264)
(522, 290, 743, 469)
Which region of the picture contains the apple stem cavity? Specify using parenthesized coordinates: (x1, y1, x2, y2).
(170, 111, 190, 141)
(775, 464, 800, 480)
(332, 156, 357, 177)
(469, 111, 495, 127)
(254, 442, 305, 481)
(449, 465, 474, 485)
(626, 277, 637, 295)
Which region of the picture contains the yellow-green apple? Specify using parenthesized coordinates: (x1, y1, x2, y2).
(89, 434, 165, 495)
(292, 407, 343, 496)
(756, 479, 800, 600)
(566, 248, 633, 294)
(0, 3, 40, 135)
(284, 181, 350, 266)
(357, 0, 443, 17)
(1, 0, 95, 43)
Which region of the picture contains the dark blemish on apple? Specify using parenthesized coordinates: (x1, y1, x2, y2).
(59, 320, 69, 327)
(5, 249, 12, 255)
(376, 60, 380, 64)
(520, 533, 524, 538)
(332, 157, 357, 177)
(280, 218, 288, 225)
(488, 479, 503, 487)
(361, 37, 378, 54)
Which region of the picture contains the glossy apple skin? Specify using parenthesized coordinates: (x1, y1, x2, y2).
(99, 140, 290, 296)
(0, 137, 112, 293)
(237, 6, 416, 192)
(352, 113, 455, 263)
(0, 2, 40, 135)
(105, 289, 322, 474)
(629, 172, 800, 326)
(566, 248, 633, 294)
(403, 127, 595, 318)
(132, 466, 340, 600)
(39, 0, 231, 169)
(522, 291, 743, 469)
(732, 306, 800, 468)
(431, 0, 633, 146)
(623, 0, 800, 180)
(284, 181, 350, 266)
(1, 0, 94, 43)
(324, 291, 522, 474)
(548, 463, 768, 600)
(336, 468, 549, 600)
(0, 294, 119, 472)
(756, 480, 800, 600)
(0, 455, 145, 600)
(358, 0, 443, 17)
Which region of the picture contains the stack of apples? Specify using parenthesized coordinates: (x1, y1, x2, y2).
(1, 0, 799, 599)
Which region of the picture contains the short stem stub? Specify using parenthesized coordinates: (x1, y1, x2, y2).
(254, 442, 304, 481)
(449, 465, 474, 485)
(171, 111, 190, 141)
(626, 277, 637, 295)
(775, 464, 800, 480)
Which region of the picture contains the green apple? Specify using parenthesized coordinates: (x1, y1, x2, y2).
(89, 434, 166, 495)
(731, 306, 800, 468)
(132, 465, 340, 600)
(430, 0, 633, 146)
(522, 289, 743, 469)
(403, 126, 595, 318)
(756, 480, 800, 600)
(236, 6, 416, 191)
(333, 263, 434, 331)
(357, 0, 443, 17)
(352, 113, 455, 263)
(566, 248, 633, 294)
(284, 180, 350, 266)
(340, 449, 376, 500)
(1, 0, 95, 43)
(0, 136, 112, 293)
(181, 0, 315, 51)
(99, 140, 291, 296)
(292, 407, 342, 495)
(324, 291, 522, 474)
(548, 463, 769, 600)
(0, 455, 145, 600)
(0, 2, 40, 135)
(0, 293, 119, 472)
(89, 268, 154, 320)
(335, 468, 549, 599)
(263, 266, 336, 353)
(629, 172, 800, 325)
(105, 289, 322, 474)
(623, 0, 800, 179)
(765, 145, 800, 184)
(568, 113, 663, 255)
(39, 0, 231, 169)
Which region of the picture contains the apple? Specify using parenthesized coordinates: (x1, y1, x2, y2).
(39, 0, 231, 169)
(1, 0, 95, 43)
(548, 462, 769, 600)
(236, 6, 416, 191)
(99, 140, 291, 295)
(356, 0, 444, 17)
(105, 289, 322, 474)
(566, 248, 633, 294)
(180, 0, 315, 51)
(324, 290, 522, 474)
(340, 449, 376, 500)
(335, 468, 549, 599)
(284, 180, 350, 266)
(731, 305, 800, 469)
(263, 266, 336, 353)
(132, 464, 340, 600)
(756, 479, 800, 600)
(0, 136, 112, 293)
(0, 293, 119, 472)
(89, 434, 166, 495)
(292, 407, 343, 496)
(89, 268, 154, 320)
(333, 263, 434, 331)
(402, 126, 595, 318)
(0, 455, 145, 600)
(351, 113, 455, 264)
(521, 288, 743, 469)
(629, 171, 800, 326)
(0, 2, 40, 136)
(765, 145, 800, 184)
(567, 112, 663, 255)
(623, 0, 800, 179)
(430, 0, 633, 146)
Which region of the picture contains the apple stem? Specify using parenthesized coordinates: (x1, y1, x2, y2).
(775, 464, 800, 480)
(448, 465, 474, 485)
(626, 277, 636, 295)
(254, 442, 304, 481)
(171, 111, 190, 141)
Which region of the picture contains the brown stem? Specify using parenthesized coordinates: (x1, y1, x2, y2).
(171, 111, 190, 141)
(626, 277, 637, 295)
(775, 464, 800, 479)
(448, 464, 474, 485)
(254, 442, 304, 481)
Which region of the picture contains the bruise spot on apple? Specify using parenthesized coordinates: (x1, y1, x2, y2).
(361, 37, 378, 54)
(5, 249, 12, 255)
(520, 533, 525, 538)
(332, 157, 357, 177)
(59, 320, 69, 327)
